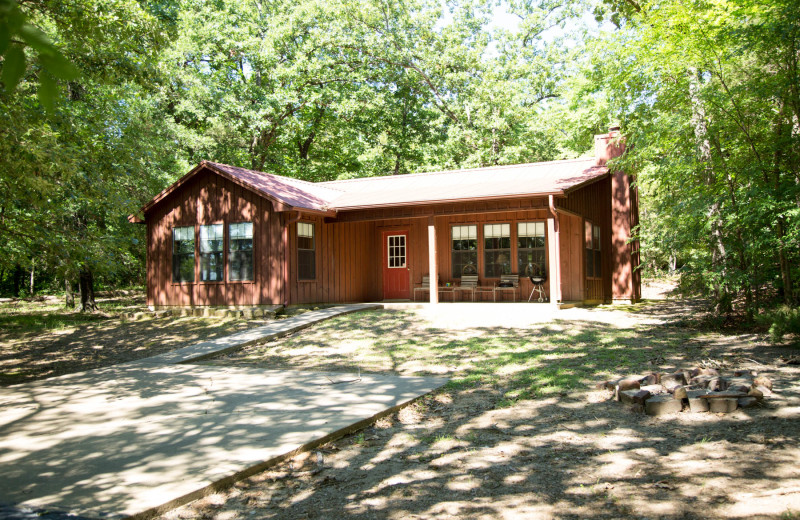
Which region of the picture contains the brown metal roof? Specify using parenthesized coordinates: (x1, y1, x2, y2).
(205, 162, 343, 212)
(139, 157, 608, 217)
(320, 158, 607, 210)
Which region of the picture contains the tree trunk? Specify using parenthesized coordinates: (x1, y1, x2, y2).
(12, 264, 22, 296)
(65, 277, 75, 309)
(689, 68, 729, 313)
(78, 268, 98, 312)
(29, 259, 34, 295)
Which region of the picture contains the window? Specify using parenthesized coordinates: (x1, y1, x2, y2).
(172, 226, 195, 283)
(297, 222, 315, 280)
(387, 234, 406, 268)
(199, 224, 224, 282)
(586, 221, 601, 278)
(518, 222, 546, 277)
(229, 222, 253, 281)
(484, 223, 511, 277)
(451, 225, 478, 277)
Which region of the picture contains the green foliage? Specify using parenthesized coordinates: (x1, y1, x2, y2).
(756, 306, 800, 343)
(591, 0, 800, 316)
(0, 0, 79, 106)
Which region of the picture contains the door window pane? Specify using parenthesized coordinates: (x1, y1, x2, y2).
(387, 235, 406, 268)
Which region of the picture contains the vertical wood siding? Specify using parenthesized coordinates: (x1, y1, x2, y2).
(558, 177, 613, 302)
(145, 169, 283, 307)
(145, 170, 625, 306)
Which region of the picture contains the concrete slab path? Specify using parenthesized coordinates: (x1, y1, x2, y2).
(0, 304, 447, 519)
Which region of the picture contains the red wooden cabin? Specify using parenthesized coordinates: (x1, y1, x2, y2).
(132, 129, 640, 308)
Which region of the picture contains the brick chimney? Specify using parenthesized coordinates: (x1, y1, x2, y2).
(595, 126, 641, 303)
(594, 126, 625, 166)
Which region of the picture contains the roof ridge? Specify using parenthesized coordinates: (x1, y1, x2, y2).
(320, 156, 597, 186)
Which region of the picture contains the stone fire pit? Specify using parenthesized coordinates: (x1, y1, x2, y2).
(597, 368, 774, 416)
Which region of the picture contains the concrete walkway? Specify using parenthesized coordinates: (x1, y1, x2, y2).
(0, 304, 447, 519)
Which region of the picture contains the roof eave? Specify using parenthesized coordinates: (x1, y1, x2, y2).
(331, 191, 566, 212)
(562, 169, 611, 195)
(139, 161, 335, 218)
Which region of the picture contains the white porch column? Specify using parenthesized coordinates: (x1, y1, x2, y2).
(428, 216, 438, 304)
(547, 195, 562, 307)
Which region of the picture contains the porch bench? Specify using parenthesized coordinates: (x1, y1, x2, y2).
(493, 274, 520, 302)
(453, 275, 478, 301)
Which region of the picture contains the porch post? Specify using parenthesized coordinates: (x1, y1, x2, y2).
(547, 195, 562, 307)
(428, 216, 438, 304)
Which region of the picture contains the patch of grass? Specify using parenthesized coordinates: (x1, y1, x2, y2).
(212, 308, 694, 400)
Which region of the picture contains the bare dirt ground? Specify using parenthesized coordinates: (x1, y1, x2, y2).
(161, 298, 800, 520)
(0, 294, 267, 386)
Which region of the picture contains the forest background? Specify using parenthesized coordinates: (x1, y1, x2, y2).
(0, 0, 798, 331)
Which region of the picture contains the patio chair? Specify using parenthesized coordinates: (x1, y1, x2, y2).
(453, 275, 478, 301)
(493, 274, 520, 302)
(414, 275, 455, 302)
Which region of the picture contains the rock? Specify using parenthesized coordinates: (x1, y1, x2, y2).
(202, 308, 214, 318)
(708, 398, 737, 414)
(639, 373, 661, 386)
(706, 377, 727, 392)
(252, 308, 263, 318)
(727, 383, 750, 394)
(673, 386, 692, 400)
(753, 375, 773, 391)
(688, 397, 709, 413)
(690, 375, 711, 386)
(698, 391, 748, 399)
(661, 372, 686, 389)
(734, 370, 755, 377)
(618, 378, 641, 392)
(192, 308, 204, 317)
(132, 312, 147, 320)
(619, 389, 651, 405)
(737, 397, 759, 409)
(645, 395, 683, 416)
(748, 385, 772, 398)
(641, 384, 668, 395)
(242, 308, 255, 320)
(695, 368, 720, 378)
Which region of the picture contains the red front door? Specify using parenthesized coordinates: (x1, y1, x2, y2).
(382, 231, 410, 300)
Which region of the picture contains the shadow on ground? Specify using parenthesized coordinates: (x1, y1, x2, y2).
(172, 303, 800, 520)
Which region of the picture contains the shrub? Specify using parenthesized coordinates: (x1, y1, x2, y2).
(758, 305, 800, 343)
